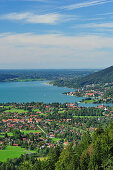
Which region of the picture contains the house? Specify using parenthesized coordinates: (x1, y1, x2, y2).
(13, 144, 19, 146)
(98, 104, 104, 108)
(50, 134, 55, 138)
(85, 93, 95, 97)
(63, 142, 69, 145)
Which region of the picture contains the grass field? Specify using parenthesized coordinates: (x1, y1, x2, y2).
(4, 109, 28, 113)
(80, 99, 98, 103)
(0, 132, 13, 137)
(7, 132, 13, 136)
(0, 130, 41, 137)
(51, 138, 60, 142)
(0, 146, 36, 162)
(15, 78, 45, 82)
(21, 130, 41, 134)
(3, 106, 13, 109)
(73, 116, 104, 118)
(58, 111, 65, 113)
(33, 109, 41, 112)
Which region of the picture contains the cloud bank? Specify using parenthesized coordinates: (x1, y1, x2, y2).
(0, 33, 113, 68)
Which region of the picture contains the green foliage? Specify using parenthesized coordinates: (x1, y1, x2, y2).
(104, 86, 113, 98)
(55, 123, 113, 170)
(55, 144, 77, 170)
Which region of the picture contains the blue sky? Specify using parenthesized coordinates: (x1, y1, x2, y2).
(0, 0, 113, 69)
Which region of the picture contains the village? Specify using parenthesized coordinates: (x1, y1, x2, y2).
(0, 101, 113, 156)
(64, 82, 113, 104)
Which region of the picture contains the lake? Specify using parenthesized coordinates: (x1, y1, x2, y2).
(0, 81, 83, 104)
(0, 81, 113, 107)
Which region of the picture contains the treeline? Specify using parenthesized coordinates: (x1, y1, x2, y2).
(0, 69, 95, 82)
(0, 74, 17, 82)
(1, 122, 113, 169)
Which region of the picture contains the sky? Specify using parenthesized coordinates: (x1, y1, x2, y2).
(0, 0, 113, 69)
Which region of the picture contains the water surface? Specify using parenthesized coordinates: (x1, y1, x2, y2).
(0, 81, 81, 104)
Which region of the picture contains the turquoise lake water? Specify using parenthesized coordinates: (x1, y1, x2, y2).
(0, 81, 113, 107)
(0, 81, 81, 104)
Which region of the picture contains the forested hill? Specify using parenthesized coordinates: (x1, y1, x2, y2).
(52, 66, 113, 88)
(77, 65, 113, 87)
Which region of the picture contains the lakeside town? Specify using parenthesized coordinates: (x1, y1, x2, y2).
(64, 82, 113, 104)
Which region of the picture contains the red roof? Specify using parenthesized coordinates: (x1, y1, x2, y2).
(13, 144, 18, 146)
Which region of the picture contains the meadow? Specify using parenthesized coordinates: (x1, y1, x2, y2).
(0, 132, 13, 137)
(21, 130, 41, 134)
(73, 116, 104, 118)
(51, 138, 60, 142)
(33, 109, 41, 112)
(4, 109, 28, 113)
(0, 146, 35, 162)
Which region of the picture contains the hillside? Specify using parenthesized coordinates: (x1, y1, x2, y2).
(77, 65, 113, 87)
(52, 66, 113, 88)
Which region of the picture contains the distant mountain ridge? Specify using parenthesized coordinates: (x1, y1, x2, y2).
(77, 65, 113, 87)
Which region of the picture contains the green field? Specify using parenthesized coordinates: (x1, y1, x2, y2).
(0, 146, 35, 162)
(4, 109, 28, 113)
(0, 132, 13, 137)
(73, 116, 104, 118)
(3, 106, 13, 109)
(0, 130, 41, 137)
(21, 130, 41, 134)
(32, 109, 41, 112)
(58, 111, 65, 113)
(15, 78, 45, 82)
(51, 138, 60, 142)
(7, 132, 13, 136)
(80, 99, 98, 103)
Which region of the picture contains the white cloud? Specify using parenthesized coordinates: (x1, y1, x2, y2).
(61, 0, 113, 10)
(0, 33, 113, 68)
(0, 12, 78, 24)
(77, 22, 113, 29)
(1, 12, 61, 24)
(91, 22, 113, 28)
(80, 17, 104, 21)
(97, 12, 113, 16)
